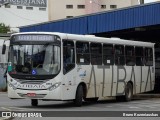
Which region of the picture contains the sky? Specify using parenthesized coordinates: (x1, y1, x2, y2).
(144, 0, 157, 3)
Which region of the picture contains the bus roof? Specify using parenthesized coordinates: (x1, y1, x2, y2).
(11, 32, 154, 47)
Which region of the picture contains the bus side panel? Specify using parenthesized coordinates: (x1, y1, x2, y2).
(134, 66, 142, 94)
(61, 67, 78, 100)
(82, 65, 100, 98)
(143, 66, 155, 92)
(99, 65, 115, 97)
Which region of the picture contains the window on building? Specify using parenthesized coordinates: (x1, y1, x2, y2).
(110, 5, 117, 9)
(5, 4, 10, 8)
(63, 40, 75, 74)
(103, 44, 114, 65)
(90, 43, 102, 65)
(135, 47, 144, 66)
(115, 45, 125, 65)
(101, 5, 106, 9)
(125, 46, 135, 66)
(66, 5, 73, 9)
(26, 7, 33, 10)
(145, 48, 153, 66)
(39, 8, 46, 11)
(76, 42, 90, 65)
(17, 6, 23, 9)
(66, 16, 73, 18)
(77, 5, 85, 9)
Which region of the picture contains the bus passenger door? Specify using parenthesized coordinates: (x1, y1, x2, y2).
(62, 40, 76, 100)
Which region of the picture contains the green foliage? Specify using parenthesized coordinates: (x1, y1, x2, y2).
(0, 23, 10, 33)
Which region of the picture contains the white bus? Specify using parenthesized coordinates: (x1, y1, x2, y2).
(3, 32, 155, 106)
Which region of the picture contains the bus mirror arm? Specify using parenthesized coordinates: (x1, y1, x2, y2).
(3, 70, 7, 78)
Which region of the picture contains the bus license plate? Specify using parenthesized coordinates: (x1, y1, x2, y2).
(27, 93, 36, 97)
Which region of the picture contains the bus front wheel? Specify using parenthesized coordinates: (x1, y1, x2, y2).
(74, 85, 83, 107)
(31, 99, 38, 106)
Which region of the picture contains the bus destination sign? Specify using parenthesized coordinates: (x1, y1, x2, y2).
(15, 35, 54, 42)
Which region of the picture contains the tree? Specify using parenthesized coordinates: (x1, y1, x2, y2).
(0, 23, 10, 33)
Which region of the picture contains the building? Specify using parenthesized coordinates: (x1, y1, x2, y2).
(48, 0, 139, 21)
(0, 0, 48, 32)
(0, 0, 140, 32)
(20, 1, 160, 42)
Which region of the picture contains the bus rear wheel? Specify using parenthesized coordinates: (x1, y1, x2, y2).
(124, 82, 133, 102)
(74, 85, 83, 107)
(31, 99, 38, 106)
(116, 82, 133, 102)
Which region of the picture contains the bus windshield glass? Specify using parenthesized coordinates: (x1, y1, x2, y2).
(9, 44, 60, 77)
(8, 34, 61, 79)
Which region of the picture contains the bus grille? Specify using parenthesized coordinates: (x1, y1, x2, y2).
(15, 79, 48, 85)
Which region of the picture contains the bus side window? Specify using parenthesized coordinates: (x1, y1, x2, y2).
(145, 48, 153, 66)
(115, 45, 125, 65)
(90, 43, 102, 65)
(76, 41, 90, 65)
(135, 47, 144, 66)
(103, 44, 114, 65)
(63, 40, 75, 74)
(125, 46, 135, 66)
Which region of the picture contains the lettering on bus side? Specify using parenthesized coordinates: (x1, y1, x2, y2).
(87, 65, 152, 97)
(145, 66, 152, 92)
(97, 65, 114, 97)
(130, 66, 136, 94)
(140, 66, 143, 93)
(116, 66, 126, 96)
(88, 66, 97, 97)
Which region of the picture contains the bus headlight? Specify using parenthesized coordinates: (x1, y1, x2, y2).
(9, 83, 17, 90)
(48, 82, 61, 91)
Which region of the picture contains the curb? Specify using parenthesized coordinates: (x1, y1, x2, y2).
(133, 94, 160, 99)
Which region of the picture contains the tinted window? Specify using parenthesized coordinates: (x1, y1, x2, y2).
(115, 45, 125, 65)
(76, 42, 90, 65)
(145, 48, 153, 66)
(103, 44, 114, 65)
(63, 40, 75, 74)
(135, 47, 144, 66)
(90, 43, 102, 65)
(125, 46, 135, 66)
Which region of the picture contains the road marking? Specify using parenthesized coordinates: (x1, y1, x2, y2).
(144, 106, 156, 108)
(106, 106, 113, 107)
(129, 106, 140, 109)
(8, 107, 28, 110)
(8, 107, 41, 111)
(1, 107, 12, 111)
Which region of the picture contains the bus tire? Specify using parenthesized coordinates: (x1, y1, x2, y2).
(74, 85, 83, 107)
(124, 82, 133, 102)
(84, 98, 98, 102)
(31, 99, 38, 106)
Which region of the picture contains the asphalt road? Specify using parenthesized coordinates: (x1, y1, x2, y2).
(0, 92, 160, 120)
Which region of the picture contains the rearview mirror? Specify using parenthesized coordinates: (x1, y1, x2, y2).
(2, 44, 6, 55)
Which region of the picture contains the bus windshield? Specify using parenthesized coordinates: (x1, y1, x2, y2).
(8, 44, 60, 78)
